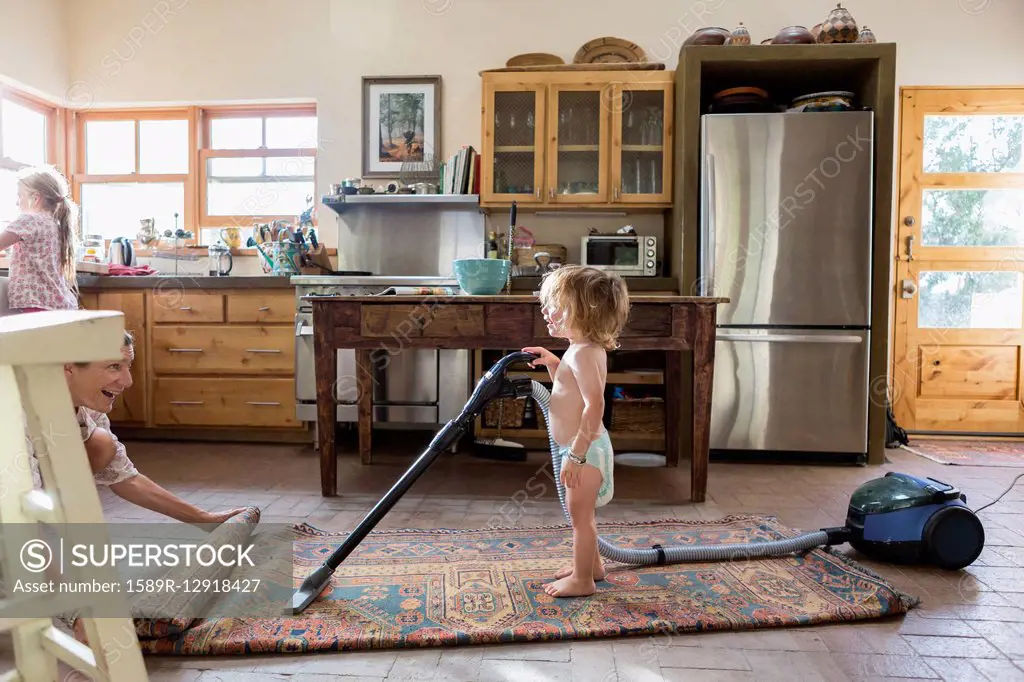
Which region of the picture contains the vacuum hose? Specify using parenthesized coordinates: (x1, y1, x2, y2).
(529, 381, 832, 564)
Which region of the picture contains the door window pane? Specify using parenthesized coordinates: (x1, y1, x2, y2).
(923, 115, 1024, 174)
(139, 120, 188, 174)
(86, 120, 136, 175)
(265, 116, 317, 148)
(209, 157, 263, 177)
(0, 167, 18, 228)
(1, 99, 47, 166)
(919, 271, 1023, 329)
(210, 118, 262, 149)
(556, 91, 600, 195)
(80, 182, 185, 239)
(207, 180, 313, 217)
(922, 189, 1024, 246)
(492, 91, 537, 195)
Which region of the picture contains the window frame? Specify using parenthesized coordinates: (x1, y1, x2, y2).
(0, 85, 60, 171)
(199, 104, 318, 229)
(72, 106, 197, 243)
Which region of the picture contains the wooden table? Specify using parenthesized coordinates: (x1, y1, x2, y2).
(311, 294, 725, 502)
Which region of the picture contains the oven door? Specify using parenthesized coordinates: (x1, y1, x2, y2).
(582, 237, 642, 270)
(295, 312, 359, 422)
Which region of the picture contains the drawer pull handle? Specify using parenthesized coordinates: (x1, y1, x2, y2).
(258, 306, 270, 312)
(179, 306, 192, 311)
(246, 348, 282, 354)
(168, 348, 204, 353)
(170, 400, 204, 406)
(246, 401, 281, 407)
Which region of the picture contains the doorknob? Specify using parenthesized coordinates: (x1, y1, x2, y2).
(901, 279, 918, 299)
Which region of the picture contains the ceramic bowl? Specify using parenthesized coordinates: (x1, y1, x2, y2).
(772, 25, 816, 44)
(453, 258, 510, 295)
(683, 27, 731, 46)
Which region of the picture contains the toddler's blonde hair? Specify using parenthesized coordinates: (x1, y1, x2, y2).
(539, 265, 630, 350)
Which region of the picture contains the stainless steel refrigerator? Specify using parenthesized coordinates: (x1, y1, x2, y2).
(699, 112, 874, 460)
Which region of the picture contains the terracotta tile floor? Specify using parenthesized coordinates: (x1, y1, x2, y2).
(3, 435, 1023, 681)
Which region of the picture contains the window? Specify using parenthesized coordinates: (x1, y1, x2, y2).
(200, 106, 318, 234)
(73, 110, 192, 240)
(0, 87, 56, 229)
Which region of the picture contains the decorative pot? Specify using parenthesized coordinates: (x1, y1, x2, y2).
(728, 23, 751, 45)
(772, 25, 816, 44)
(856, 25, 876, 43)
(684, 27, 731, 46)
(819, 3, 859, 44)
(810, 23, 823, 42)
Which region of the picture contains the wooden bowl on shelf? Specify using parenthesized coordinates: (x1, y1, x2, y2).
(684, 27, 732, 46)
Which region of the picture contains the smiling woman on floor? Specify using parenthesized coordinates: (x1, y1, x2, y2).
(27, 329, 248, 526)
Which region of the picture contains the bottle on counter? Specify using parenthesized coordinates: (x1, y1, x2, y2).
(486, 230, 498, 259)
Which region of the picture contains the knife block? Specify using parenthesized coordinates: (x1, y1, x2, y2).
(300, 245, 335, 275)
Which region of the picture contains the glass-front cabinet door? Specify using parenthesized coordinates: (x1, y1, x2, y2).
(546, 84, 609, 204)
(481, 83, 546, 204)
(611, 83, 672, 204)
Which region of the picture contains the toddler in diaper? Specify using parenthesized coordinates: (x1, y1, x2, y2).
(522, 265, 630, 598)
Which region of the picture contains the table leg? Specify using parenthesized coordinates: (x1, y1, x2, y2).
(664, 350, 681, 468)
(690, 304, 716, 503)
(315, 322, 337, 497)
(356, 349, 373, 465)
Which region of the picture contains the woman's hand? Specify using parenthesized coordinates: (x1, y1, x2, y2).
(561, 460, 584, 489)
(521, 347, 559, 370)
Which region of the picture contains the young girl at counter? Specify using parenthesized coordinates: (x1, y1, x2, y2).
(523, 265, 631, 597)
(0, 165, 80, 312)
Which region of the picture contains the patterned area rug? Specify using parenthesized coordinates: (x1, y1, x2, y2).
(902, 439, 1024, 467)
(137, 516, 917, 655)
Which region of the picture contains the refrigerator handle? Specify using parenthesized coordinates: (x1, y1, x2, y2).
(700, 153, 715, 297)
(717, 332, 865, 344)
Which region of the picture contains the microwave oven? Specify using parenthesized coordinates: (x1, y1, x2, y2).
(580, 235, 658, 276)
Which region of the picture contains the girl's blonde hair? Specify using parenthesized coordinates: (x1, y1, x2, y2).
(539, 265, 630, 350)
(17, 165, 79, 294)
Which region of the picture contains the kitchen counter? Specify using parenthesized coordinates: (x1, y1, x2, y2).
(76, 275, 296, 290)
(311, 293, 726, 502)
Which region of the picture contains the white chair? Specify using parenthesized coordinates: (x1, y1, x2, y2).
(0, 310, 148, 682)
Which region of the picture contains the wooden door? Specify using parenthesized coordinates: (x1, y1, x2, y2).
(546, 81, 610, 204)
(480, 79, 546, 204)
(892, 87, 1024, 434)
(612, 82, 673, 204)
(94, 292, 147, 424)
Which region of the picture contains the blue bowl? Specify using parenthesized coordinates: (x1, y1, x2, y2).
(452, 258, 510, 295)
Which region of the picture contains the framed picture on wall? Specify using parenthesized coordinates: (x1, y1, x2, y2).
(362, 75, 442, 178)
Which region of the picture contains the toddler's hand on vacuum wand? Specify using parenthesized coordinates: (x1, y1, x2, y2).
(521, 347, 559, 370)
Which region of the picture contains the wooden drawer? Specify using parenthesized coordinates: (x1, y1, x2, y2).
(227, 292, 295, 324)
(153, 377, 296, 427)
(152, 325, 294, 374)
(152, 291, 224, 323)
(360, 304, 485, 338)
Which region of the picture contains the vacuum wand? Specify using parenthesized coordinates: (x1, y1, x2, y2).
(290, 351, 538, 614)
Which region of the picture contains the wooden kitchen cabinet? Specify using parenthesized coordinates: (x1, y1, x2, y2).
(77, 285, 300, 436)
(480, 68, 674, 210)
(79, 292, 147, 424)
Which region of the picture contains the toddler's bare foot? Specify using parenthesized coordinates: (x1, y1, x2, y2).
(544, 574, 596, 597)
(554, 563, 605, 580)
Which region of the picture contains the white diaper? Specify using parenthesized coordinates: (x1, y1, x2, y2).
(559, 431, 614, 507)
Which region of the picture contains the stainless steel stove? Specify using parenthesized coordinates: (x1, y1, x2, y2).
(291, 275, 469, 433)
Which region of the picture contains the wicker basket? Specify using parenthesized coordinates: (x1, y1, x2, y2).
(610, 398, 665, 433)
(483, 397, 526, 428)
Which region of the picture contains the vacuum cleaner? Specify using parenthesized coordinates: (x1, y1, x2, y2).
(290, 352, 986, 614)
